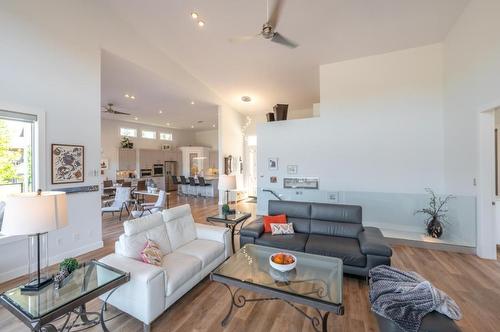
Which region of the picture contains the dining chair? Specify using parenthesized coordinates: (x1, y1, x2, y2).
(130, 190, 167, 218)
(101, 187, 131, 221)
(102, 180, 114, 198)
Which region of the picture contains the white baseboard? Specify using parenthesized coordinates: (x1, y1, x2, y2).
(0, 240, 104, 284)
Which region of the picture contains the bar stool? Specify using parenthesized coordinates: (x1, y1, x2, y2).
(172, 176, 184, 196)
(197, 177, 212, 197)
(179, 176, 190, 195)
(188, 177, 199, 196)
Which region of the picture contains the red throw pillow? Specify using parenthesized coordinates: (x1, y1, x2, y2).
(263, 214, 287, 233)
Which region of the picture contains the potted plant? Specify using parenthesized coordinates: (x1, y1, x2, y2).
(415, 188, 455, 239)
(54, 258, 79, 289)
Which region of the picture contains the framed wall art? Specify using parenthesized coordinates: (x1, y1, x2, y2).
(51, 144, 84, 184)
(287, 165, 298, 174)
(268, 158, 278, 170)
(283, 177, 319, 190)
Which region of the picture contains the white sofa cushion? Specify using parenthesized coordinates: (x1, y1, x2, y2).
(162, 204, 197, 251)
(120, 213, 172, 260)
(175, 239, 225, 268)
(160, 252, 202, 296)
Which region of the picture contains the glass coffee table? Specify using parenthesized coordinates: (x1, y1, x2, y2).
(0, 260, 129, 332)
(207, 212, 252, 253)
(210, 244, 344, 332)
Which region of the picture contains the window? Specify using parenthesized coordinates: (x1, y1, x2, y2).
(120, 128, 137, 137)
(0, 110, 36, 231)
(160, 132, 173, 141)
(142, 130, 156, 139)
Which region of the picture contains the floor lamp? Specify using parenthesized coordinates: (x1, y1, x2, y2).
(2, 190, 68, 292)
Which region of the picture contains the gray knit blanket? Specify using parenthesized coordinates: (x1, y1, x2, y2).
(369, 265, 462, 332)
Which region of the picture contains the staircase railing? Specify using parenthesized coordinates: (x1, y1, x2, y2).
(262, 189, 282, 200)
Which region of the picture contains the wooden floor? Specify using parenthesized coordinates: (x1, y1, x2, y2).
(1, 193, 500, 332)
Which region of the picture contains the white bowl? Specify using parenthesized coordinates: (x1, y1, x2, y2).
(269, 252, 297, 272)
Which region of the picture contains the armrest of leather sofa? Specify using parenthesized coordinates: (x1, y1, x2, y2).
(240, 218, 264, 239)
(196, 223, 231, 258)
(358, 227, 392, 257)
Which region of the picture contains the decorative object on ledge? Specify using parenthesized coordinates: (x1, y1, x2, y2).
(283, 177, 319, 189)
(415, 188, 455, 239)
(56, 185, 99, 194)
(266, 112, 275, 122)
(120, 136, 133, 149)
(54, 258, 80, 289)
(51, 144, 84, 184)
(274, 104, 288, 121)
(268, 157, 278, 170)
(287, 165, 298, 174)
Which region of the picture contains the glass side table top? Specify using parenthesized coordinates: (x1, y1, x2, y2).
(1, 260, 126, 319)
(212, 244, 343, 305)
(207, 212, 251, 223)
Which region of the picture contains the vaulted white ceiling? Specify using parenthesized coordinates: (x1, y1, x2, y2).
(101, 50, 218, 130)
(104, 0, 468, 114)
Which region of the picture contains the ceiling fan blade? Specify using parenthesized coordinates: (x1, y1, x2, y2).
(271, 32, 298, 48)
(229, 33, 261, 43)
(112, 110, 130, 115)
(267, 0, 284, 28)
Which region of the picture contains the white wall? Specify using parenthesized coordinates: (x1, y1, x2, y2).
(0, 1, 103, 281)
(194, 129, 218, 150)
(218, 105, 245, 203)
(443, 0, 500, 257)
(257, 44, 445, 214)
(101, 118, 200, 179)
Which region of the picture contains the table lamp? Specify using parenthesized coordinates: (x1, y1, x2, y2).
(2, 190, 68, 291)
(219, 175, 236, 215)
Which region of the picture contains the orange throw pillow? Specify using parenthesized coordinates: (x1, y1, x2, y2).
(263, 214, 287, 233)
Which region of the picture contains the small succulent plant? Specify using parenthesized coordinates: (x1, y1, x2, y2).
(60, 258, 79, 274)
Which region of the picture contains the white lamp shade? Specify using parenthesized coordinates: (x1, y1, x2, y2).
(219, 175, 237, 191)
(2, 191, 68, 235)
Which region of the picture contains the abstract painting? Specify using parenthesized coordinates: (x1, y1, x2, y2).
(52, 144, 84, 184)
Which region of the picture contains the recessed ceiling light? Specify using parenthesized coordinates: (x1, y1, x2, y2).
(158, 110, 163, 114)
(191, 12, 198, 19)
(190, 101, 195, 105)
(134, 116, 138, 121)
(212, 124, 216, 128)
(124, 94, 130, 98)
(191, 125, 194, 128)
(166, 122, 170, 126)
(241, 96, 252, 102)
(198, 20, 205, 27)
(124, 94, 136, 100)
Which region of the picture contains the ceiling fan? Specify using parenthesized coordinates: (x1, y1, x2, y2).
(229, 0, 298, 49)
(101, 103, 130, 115)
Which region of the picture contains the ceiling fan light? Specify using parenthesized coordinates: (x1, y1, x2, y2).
(198, 20, 205, 27)
(191, 12, 198, 19)
(241, 96, 252, 102)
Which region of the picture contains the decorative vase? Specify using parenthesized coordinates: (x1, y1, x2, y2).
(266, 112, 275, 122)
(273, 104, 288, 121)
(427, 217, 443, 238)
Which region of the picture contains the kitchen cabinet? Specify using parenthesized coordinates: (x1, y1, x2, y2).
(118, 149, 136, 170)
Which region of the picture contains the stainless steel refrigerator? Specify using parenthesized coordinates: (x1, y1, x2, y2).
(164, 161, 178, 191)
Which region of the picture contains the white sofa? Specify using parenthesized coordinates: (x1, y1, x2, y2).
(99, 204, 230, 331)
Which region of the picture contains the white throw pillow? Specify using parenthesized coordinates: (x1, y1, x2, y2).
(271, 223, 295, 235)
(162, 204, 197, 250)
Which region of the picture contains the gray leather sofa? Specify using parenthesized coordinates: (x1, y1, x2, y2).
(240, 200, 392, 277)
(374, 312, 461, 332)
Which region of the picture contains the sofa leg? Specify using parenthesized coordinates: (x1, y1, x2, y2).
(143, 323, 150, 332)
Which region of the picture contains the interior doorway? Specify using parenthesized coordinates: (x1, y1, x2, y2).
(478, 107, 499, 259)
